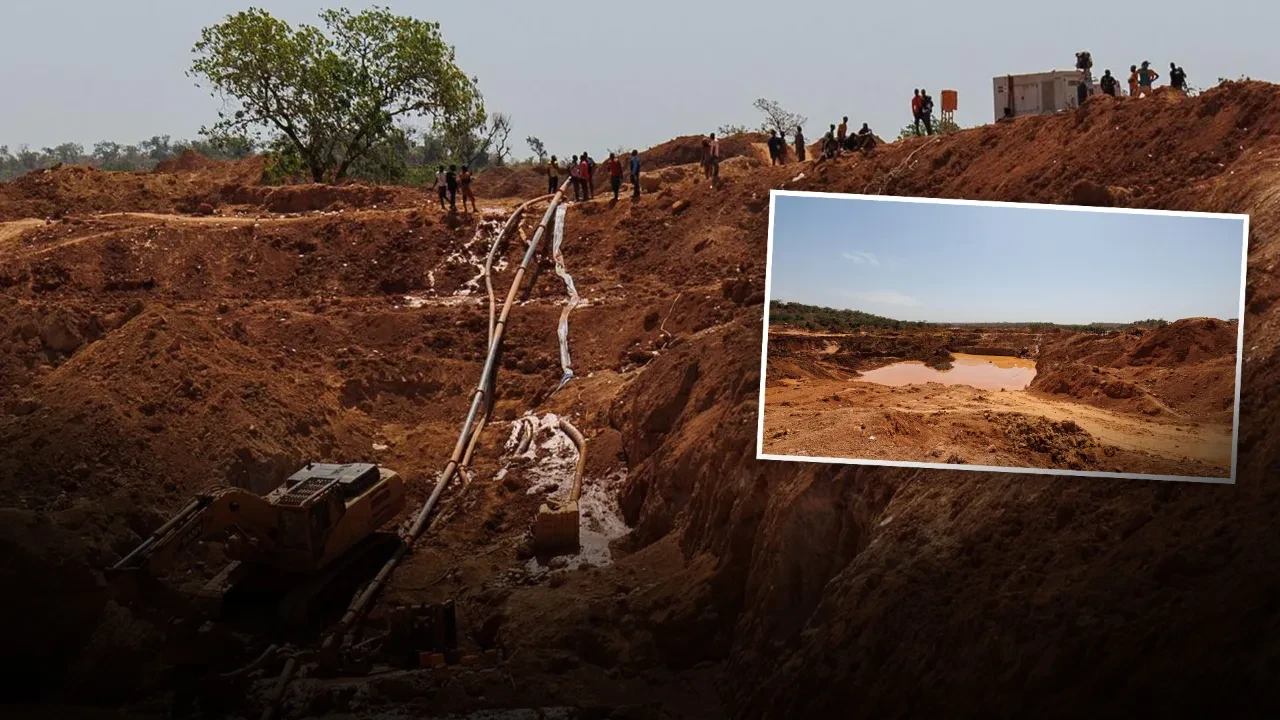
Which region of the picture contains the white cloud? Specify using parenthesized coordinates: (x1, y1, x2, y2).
(842, 250, 880, 266)
(837, 290, 923, 307)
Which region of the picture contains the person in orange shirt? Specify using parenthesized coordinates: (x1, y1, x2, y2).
(911, 90, 923, 133)
(1127, 65, 1139, 96)
(459, 165, 478, 213)
(604, 152, 624, 200)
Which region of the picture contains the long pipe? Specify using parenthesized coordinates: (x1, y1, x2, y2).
(260, 183, 570, 720)
(460, 192, 557, 476)
(557, 417, 587, 504)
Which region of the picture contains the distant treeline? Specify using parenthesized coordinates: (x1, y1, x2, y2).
(0, 136, 256, 181)
(2, 128, 534, 185)
(769, 301, 1171, 333)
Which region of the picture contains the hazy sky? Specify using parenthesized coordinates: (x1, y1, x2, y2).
(768, 194, 1246, 324)
(1, 1, 1274, 161)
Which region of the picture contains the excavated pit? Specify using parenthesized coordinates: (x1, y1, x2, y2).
(764, 320, 1237, 476)
(3, 81, 1280, 718)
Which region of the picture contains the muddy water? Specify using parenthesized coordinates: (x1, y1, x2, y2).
(857, 353, 1037, 391)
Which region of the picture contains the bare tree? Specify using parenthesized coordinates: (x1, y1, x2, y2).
(488, 113, 513, 166)
(526, 135, 547, 163)
(754, 98, 807, 136)
(446, 111, 513, 168)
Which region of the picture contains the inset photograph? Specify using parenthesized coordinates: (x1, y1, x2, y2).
(758, 192, 1247, 483)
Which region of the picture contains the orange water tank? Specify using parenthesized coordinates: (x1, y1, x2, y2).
(941, 90, 958, 112)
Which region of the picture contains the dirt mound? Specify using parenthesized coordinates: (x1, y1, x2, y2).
(790, 81, 1280, 208)
(470, 165, 545, 199)
(0, 156, 267, 220)
(1031, 362, 1165, 414)
(216, 182, 422, 213)
(638, 132, 768, 170)
(994, 413, 1098, 467)
(1119, 317, 1239, 367)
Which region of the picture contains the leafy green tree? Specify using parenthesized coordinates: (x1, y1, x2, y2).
(138, 135, 173, 161)
(189, 6, 483, 182)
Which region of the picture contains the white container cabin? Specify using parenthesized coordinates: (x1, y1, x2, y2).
(993, 71, 1091, 121)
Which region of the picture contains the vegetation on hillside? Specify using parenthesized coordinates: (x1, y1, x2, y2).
(770, 301, 1171, 333)
(189, 7, 487, 183)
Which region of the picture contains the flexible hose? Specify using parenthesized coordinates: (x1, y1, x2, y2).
(556, 417, 587, 504)
(550, 204, 581, 391)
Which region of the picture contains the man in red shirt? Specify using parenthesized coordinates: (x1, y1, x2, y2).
(605, 152, 624, 200)
(911, 89, 923, 134)
(578, 156, 592, 199)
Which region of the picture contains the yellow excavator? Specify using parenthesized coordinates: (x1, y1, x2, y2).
(107, 462, 407, 629)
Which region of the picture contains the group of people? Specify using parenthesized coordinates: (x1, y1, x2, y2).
(764, 120, 875, 166)
(545, 150, 642, 203)
(820, 118, 877, 158)
(433, 164, 477, 214)
(1083, 50, 1189, 99)
(910, 90, 937, 135)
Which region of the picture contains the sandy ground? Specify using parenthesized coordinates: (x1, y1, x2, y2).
(762, 376, 1233, 478)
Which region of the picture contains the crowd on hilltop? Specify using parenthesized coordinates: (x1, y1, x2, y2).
(1078, 51, 1190, 103)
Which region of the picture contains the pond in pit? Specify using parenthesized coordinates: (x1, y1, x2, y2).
(856, 353, 1037, 391)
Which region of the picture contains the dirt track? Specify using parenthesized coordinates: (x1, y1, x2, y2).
(3, 82, 1280, 719)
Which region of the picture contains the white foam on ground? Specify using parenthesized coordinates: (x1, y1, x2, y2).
(503, 412, 579, 496)
(417, 208, 506, 298)
(502, 413, 630, 571)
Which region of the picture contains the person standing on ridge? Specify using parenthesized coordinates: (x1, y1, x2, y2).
(837, 116, 848, 150)
(583, 151, 597, 198)
(1127, 65, 1139, 96)
(569, 155, 582, 201)
(445, 165, 459, 212)
(579, 154, 592, 200)
(605, 152, 623, 201)
(794, 126, 806, 162)
(629, 149, 641, 200)
(546, 154, 560, 195)
(1137, 61, 1159, 96)
(911, 89, 923, 134)
(434, 165, 447, 210)
(766, 129, 779, 165)
(919, 90, 935, 135)
(1169, 63, 1187, 92)
(708, 133, 721, 186)
(460, 165, 477, 213)
(1100, 69, 1118, 97)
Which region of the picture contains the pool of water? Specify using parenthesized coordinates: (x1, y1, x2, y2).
(856, 353, 1036, 391)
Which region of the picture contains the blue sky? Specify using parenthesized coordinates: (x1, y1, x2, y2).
(768, 194, 1245, 324)
(0, 1, 1274, 160)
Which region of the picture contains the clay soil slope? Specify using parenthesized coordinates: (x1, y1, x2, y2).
(763, 320, 1238, 478)
(2, 81, 1280, 720)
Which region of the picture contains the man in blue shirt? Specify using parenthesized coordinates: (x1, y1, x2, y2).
(629, 150, 641, 200)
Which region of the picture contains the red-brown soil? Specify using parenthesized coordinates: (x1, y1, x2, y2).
(763, 320, 1238, 476)
(3, 81, 1280, 719)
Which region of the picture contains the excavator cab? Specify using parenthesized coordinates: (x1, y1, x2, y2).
(107, 461, 406, 625)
